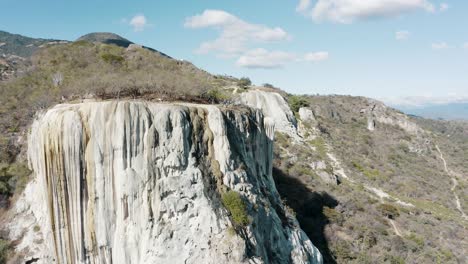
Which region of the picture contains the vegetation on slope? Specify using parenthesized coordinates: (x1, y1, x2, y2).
(0, 238, 9, 264)
(273, 95, 467, 263)
(76, 32, 133, 48)
(222, 190, 250, 227)
(0, 36, 238, 204)
(0, 30, 61, 57)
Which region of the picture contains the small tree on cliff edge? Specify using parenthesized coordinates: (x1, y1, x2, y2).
(238, 77, 251, 89)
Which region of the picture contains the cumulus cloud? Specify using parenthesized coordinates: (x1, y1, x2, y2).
(185, 10, 289, 56)
(129, 14, 148, 32)
(304, 51, 329, 61)
(236, 49, 329, 69)
(297, 0, 435, 23)
(186, 10, 329, 69)
(296, 0, 311, 13)
(395, 30, 410, 40)
(439, 3, 449, 12)
(431, 42, 449, 50)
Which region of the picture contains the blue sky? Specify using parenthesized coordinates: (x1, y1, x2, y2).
(1, 0, 467, 106)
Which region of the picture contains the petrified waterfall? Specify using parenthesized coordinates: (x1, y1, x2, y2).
(23, 101, 322, 264)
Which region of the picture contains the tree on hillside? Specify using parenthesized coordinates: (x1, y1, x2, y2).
(237, 77, 251, 89)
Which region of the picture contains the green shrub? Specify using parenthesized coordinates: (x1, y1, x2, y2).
(100, 53, 125, 65)
(332, 240, 354, 261)
(0, 162, 31, 195)
(0, 181, 8, 195)
(222, 190, 249, 227)
(204, 88, 229, 103)
(405, 233, 424, 248)
(237, 77, 251, 89)
(377, 203, 400, 219)
(351, 161, 381, 180)
(309, 137, 327, 159)
(323, 206, 344, 225)
(288, 164, 315, 178)
(288, 95, 309, 113)
(384, 254, 406, 264)
(275, 132, 290, 148)
(0, 239, 10, 264)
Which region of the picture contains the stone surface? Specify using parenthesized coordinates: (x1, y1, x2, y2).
(239, 90, 299, 139)
(298, 108, 315, 123)
(10, 101, 322, 264)
(366, 101, 421, 134)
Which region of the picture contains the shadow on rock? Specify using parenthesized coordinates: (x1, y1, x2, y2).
(273, 166, 338, 264)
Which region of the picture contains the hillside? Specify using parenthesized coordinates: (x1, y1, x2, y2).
(270, 95, 467, 263)
(0, 31, 467, 264)
(0, 33, 237, 163)
(77, 32, 171, 57)
(0, 30, 64, 57)
(76, 32, 134, 48)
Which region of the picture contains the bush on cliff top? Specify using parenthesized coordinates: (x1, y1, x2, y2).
(288, 95, 309, 113)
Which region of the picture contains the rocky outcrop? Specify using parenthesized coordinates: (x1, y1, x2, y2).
(239, 90, 298, 138)
(9, 101, 322, 264)
(298, 108, 315, 123)
(364, 102, 421, 134)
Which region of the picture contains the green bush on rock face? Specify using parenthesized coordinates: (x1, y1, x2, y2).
(0, 162, 31, 196)
(0, 239, 10, 264)
(222, 190, 249, 227)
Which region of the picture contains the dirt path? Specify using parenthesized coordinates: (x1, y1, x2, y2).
(435, 145, 467, 220)
(389, 219, 402, 237)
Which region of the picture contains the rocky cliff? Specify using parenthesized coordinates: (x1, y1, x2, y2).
(8, 101, 322, 264)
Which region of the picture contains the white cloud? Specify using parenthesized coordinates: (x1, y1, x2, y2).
(383, 95, 468, 107)
(298, 0, 435, 23)
(431, 42, 449, 50)
(304, 51, 329, 61)
(236, 49, 296, 68)
(439, 3, 449, 12)
(236, 49, 329, 69)
(464, 42, 468, 49)
(395, 30, 411, 40)
(129, 14, 147, 32)
(185, 10, 289, 56)
(296, 0, 311, 13)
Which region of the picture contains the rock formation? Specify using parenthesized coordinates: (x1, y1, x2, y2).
(10, 101, 322, 264)
(239, 90, 298, 138)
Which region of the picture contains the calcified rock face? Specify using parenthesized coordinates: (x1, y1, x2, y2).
(21, 101, 322, 264)
(239, 90, 298, 138)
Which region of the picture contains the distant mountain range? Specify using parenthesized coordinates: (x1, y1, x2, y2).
(395, 103, 468, 120)
(0, 30, 64, 57)
(0, 30, 169, 58)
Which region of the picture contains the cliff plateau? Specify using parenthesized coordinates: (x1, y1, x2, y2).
(7, 101, 322, 264)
